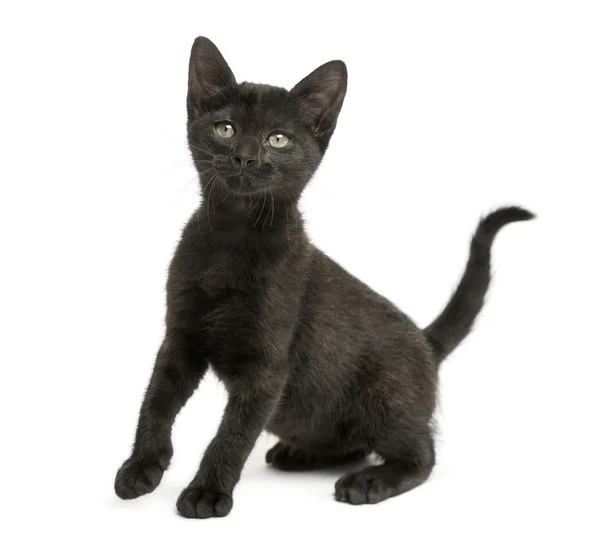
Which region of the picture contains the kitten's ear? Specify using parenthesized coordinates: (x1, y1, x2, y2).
(289, 60, 347, 147)
(187, 37, 236, 117)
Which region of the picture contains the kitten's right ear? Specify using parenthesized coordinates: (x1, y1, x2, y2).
(289, 60, 347, 150)
(187, 37, 236, 117)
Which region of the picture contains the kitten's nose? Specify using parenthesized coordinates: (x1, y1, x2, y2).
(234, 138, 259, 172)
(234, 154, 256, 170)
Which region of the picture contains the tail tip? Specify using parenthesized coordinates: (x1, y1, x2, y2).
(492, 205, 535, 222)
(499, 205, 535, 222)
(480, 205, 535, 235)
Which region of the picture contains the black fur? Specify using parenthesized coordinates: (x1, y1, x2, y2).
(425, 206, 534, 361)
(114, 37, 533, 518)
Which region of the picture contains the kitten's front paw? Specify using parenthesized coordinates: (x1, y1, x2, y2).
(114, 457, 166, 500)
(176, 486, 233, 519)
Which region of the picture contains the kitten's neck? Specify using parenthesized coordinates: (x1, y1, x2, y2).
(197, 192, 304, 243)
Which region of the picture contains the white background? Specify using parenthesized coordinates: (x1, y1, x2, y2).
(1, 1, 599, 535)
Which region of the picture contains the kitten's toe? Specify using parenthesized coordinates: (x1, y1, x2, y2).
(176, 486, 233, 519)
(334, 471, 392, 505)
(114, 457, 165, 500)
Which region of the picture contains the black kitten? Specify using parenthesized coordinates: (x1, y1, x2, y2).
(114, 37, 533, 518)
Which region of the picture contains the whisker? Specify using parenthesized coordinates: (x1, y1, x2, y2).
(279, 185, 298, 231)
(253, 192, 267, 228)
(279, 93, 307, 113)
(282, 193, 290, 241)
(188, 132, 219, 155)
(189, 143, 217, 158)
(174, 177, 197, 208)
(189, 139, 215, 152)
(244, 195, 262, 219)
(262, 191, 272, 232)
(204, 172, 217, 240)
(214, 86, 234, 108)
(196, 207, 208, 249)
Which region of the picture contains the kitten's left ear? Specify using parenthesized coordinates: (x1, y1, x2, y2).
(187, 37, 236, 117)
(289, 60, 347, 148)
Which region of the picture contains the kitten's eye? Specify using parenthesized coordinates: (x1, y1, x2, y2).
(214, 122, 236, 139)
(268, 133, 290, 148)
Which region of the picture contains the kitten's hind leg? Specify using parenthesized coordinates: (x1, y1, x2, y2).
(334, 433, 435, 505)
(266, 442, 369, 471)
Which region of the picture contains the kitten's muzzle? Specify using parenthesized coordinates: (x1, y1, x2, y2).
(224, 173, 262, 195)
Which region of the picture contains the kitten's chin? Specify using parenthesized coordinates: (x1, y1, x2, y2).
(222, 174, 266, 196)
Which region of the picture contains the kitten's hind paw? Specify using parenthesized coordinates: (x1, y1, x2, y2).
(114, 457, 166, 500)
(335, 469, 393, 505)
(266, 442, 320, 470)
(267, 442, 369, 471)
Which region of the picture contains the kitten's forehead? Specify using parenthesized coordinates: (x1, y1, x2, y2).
(237, 82, 289, 110)
(225, 82, 291, 128)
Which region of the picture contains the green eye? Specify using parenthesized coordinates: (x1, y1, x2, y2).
(268, 133, 290, 148)
(214, 122, 235, 139)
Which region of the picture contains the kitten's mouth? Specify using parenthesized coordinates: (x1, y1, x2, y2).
(223, 173, 262, 195)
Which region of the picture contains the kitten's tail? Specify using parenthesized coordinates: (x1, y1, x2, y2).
(424, 206, 534, 364)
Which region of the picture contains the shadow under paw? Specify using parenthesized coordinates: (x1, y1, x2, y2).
(176, 486, 233, 519)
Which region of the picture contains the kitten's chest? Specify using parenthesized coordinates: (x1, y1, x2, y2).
(169, 242, 297, 339)
(183, 278, 296, 388)
(197, 246, 267, 290)
(168, 216, 307, 376)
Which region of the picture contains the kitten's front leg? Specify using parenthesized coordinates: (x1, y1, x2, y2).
(176, 366, 286, 519)
(115, 331, 208, 500)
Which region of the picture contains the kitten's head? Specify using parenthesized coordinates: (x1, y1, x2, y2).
(187, 37, 347, 200)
